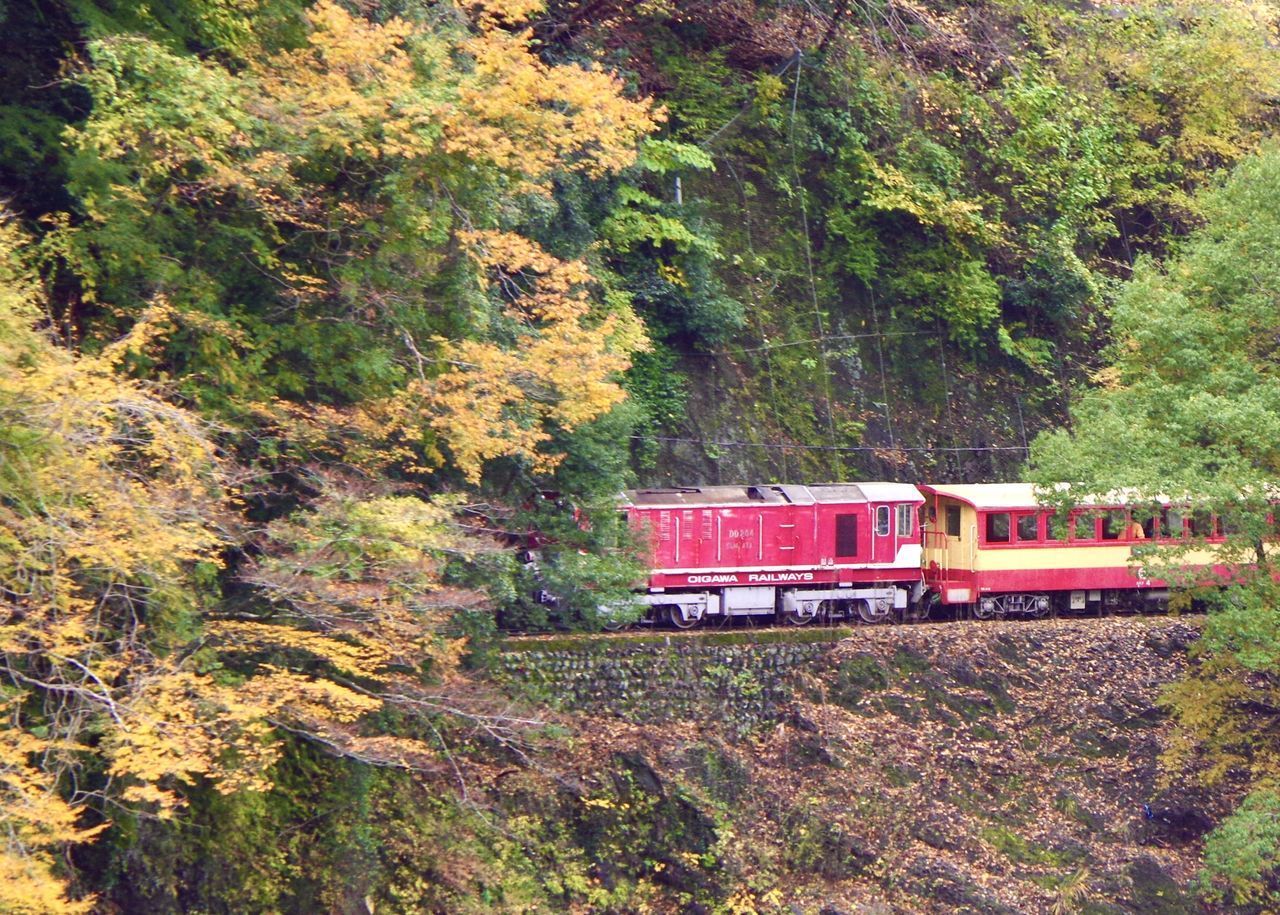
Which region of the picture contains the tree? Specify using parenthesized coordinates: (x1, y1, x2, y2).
(1029, 146, 1280, 905)
(55, 0, 658, 481)
(415, 230, 647, 484)
(0, 215, 529, 909)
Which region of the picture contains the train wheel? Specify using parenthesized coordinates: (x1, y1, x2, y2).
(666, 604, 700, 629)
(858, 598, 892, 624)
(782, 603, 821, 626)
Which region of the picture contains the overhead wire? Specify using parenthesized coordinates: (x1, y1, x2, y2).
(866, 282, 897, 456)
(936, 317, 959, 471)
(787, 50, 845, 478)
(723, 155, 792, 483)
(699, 54, 801, 150)
(636, 435, 1029, 455)
(664, 35, 1030, 472)
(671, 329, 929, 357)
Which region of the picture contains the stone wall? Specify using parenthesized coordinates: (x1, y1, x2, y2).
(497, 629, 849, 730)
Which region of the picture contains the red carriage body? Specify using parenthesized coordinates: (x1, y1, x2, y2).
(620, 483, 925, 625)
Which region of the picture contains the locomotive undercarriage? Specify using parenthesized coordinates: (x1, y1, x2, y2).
(596, 581, 1175, 631)
(631, 583, 923, 629)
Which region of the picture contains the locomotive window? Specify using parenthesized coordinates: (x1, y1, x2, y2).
(1074, 511, 1101, 541)
(876, 505, 891, 536)
(985, 512, 1011, 543)
(896, 504, 913, 537)
(1016, 514, 1039, 542)
(1165, 509, 1187, 539)
(1045, 511, 1069, 542)
(835, 514, 859, 558)
(945, 505, 962, 538)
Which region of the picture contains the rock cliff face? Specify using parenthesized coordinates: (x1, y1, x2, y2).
(498, 616, 1234, 913)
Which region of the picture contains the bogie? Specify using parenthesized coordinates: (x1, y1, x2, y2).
(972, 593, 1053, 620)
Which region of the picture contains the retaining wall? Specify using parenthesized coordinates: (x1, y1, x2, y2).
(497, 628, 851, 729)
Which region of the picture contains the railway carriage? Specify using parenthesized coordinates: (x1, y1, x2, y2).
(918, 483, 1231, 616)
(622, 483, 925, 626)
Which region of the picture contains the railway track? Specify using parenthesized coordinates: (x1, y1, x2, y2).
(500, 603, 1194, 646)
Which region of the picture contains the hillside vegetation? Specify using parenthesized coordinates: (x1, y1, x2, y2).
(4, 0, 1280, 909)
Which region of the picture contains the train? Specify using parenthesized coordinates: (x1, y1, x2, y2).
(615, 481, 1230, 627)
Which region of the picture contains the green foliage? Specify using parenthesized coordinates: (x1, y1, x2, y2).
(603, 186, 719, 256)
(60, 0, 300, 54)
(624, 343, 690, 467)
(1030, 145, 1280, 902)
(780, 801, 871, 878)
(100, 747, 378, 913)
(1031, 146, 1280, 500)
(1199, 788, 1280, 905)
(56, 29, 408, 409)
(10, 0, 1280, 905)
(500, 492, 646, 632)
(598, 0, 1280, 479)
(650, 42, 748, 141)
(825, 654, 890, 711)
(602, 136, 743, 350)
(981, 825, 1078, 868)
(993, 68, 1128, 240)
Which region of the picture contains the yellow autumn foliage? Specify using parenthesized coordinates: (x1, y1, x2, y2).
(421, 231, 648, 482)
(445, 23, 659, 187)
(0, 0, 664, 895)
(250, 3, 432, 167)
(0, 217, 483, 904)
(72, 1, 656, 231)
(64, 1, 657, 482)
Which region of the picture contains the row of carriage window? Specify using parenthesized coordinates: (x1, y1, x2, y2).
(947, 505, 1240, 546)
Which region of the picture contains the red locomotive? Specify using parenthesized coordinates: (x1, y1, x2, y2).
(621, 483, 925, 626)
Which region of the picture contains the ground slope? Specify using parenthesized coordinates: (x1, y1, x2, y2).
(529, 616, 1230, 913)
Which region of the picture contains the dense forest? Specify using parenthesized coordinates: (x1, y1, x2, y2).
(5, 0, 1280, 910)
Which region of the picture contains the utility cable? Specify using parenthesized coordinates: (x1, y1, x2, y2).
(866, 282, 896, 455)
(725, 156, 791, 484)
(788, 51, 844, 478)
(674, 329, 929, 358)
(638, 435, 1029, 455)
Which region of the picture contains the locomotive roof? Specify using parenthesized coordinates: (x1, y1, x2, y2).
(840, 482, 924, 504)
(621, 482, 923, 508)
